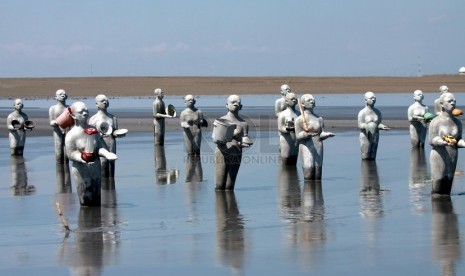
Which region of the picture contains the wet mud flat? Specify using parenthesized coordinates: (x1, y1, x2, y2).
(1, 128, 465, 275)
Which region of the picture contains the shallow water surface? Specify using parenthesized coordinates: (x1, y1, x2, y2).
(1, 129, 465, 275)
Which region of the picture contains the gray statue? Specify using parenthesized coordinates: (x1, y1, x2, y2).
(434, 85, 449, 115)
(429, 92, 465, 196)
(179, 94, 208, 156)
(212, 95, 252, 191)
(152, 88, 174, 146)
(7, 98, 34, 155)
(89, 94, 126, 178)
(277, 92, 299, 166)
(49, 89, 70, 163)
(357, 92, 390, 160)
(295, 94, 334, 180)
(275, 84, 291, 117)
(407, 90, 429, 147)
(65, 101, 117, 206)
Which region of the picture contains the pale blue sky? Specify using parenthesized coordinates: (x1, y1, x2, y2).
(1, 0, 464, 77)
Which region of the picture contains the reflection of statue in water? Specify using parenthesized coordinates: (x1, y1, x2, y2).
(295, 94, 335, 180)
(359, 160, 383, 217)
(429, 92, 465, 196)
(357, 92, 390, 160)
(434, 85, 449, 115)
(275, 84, 292, 117)
(49, 89, 69, 164)
(65, 102, 117, 206)
(154, 145, 178, 185)
(408, 90, 429, 147)
(7, 98, 34, 156)
(215, 192, 245, 274)
(180, 95, 208, 156)
(277, 92, 299, 166)
(213, 95, 252, 191)
(277, 166, 301, 223)
(9, 155, 35, 196)
(409, 148, 429, 214)
(89, 94, 126, 178)
(56, 164, 72, 194)
(185, 155, 203, 183)
(152, 88, 175, 146)
(431, 197, 461, 276)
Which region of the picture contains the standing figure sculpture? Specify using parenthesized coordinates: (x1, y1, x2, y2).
(7, 99, 34, 155)
(275, 84, 292, 117)
(407, 90, 429, 147)
(179, 94, 208, 156)
(277, 92, 299, 166)
(295, 94, 335, 180)
(89, 94, 126, 178)
(434, 85, 449, 115)
(49, 89, 70, 163)
(357, 92, 390, 160)
(65, 102, 117, 206)
(212, 95, 252, 191)
(152, 88, 175, 146)
(429, 92, 465, 196)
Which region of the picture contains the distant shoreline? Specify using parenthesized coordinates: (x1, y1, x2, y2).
(1, 75, 464, 98)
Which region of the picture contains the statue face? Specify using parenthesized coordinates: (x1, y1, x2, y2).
(285, 93, 297, 107)
(55, 90, 68, 102)
(413, 90, 423, 101)
(184, 95, 195, 107)
(96, 96, 109, 110)
(226, 95, 241, 112)
(155, 89, 165, 99)
(13, 99, 23, 110)
(302, 95, 315, 109)
(73, 104, 89, 122)
(365, 92, 376, 106)
(281, 85, 291, 96)
(441, 93, 456, 112)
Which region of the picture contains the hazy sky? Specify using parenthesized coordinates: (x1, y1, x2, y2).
(1, 0, 464, 77)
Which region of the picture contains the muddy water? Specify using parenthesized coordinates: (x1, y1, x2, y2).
(1, 128, 465, 275)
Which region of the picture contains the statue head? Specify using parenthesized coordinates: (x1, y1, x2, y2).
(285, 92, 297, 108)
(55, 89, 68, 102)
(154, 88, 165, 99)
(439, 85, 449, 94)
(95, 94, 109, 110)
(184, 94, 196, 107)
(13, 98, 23, 111)
(440, 92, 456, 113)
(364, 91, 376, 106)
(70, 101, 89, 123)
(413, 90, 424, 102)
(280, 84, 291, 96)
(226, 95, 242, 112)
(301, 94, 315, 109)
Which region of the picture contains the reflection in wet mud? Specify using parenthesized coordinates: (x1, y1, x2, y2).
(62, 191, 121, 276)
(215, 192, 245, 274)
(9, 156, 35, 196)
(409, 148, 429, 214)
(154, 145, 178, 185)
(56, 163, 72, 194)
(359, 160, 383, 218)
(185, 155, 204, 224)
(431, 197, 461, 276)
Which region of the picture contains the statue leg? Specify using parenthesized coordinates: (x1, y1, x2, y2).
(215, 148, 228, 190)
(225, 154, 241, 190)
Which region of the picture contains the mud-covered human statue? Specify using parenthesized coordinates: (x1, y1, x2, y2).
(65, 101, 117, 206)
(49, 89, 70, 163)
(408, 90, 429, 147)
(357, 91, 390, 160)
(275, 84, 292, 117)
(152, 88, 175, 146)
(434, 85, 449, 115)
(429, 92, 465, 196)
(295, 94, 334, 180)
(277, 92, 299, 166)
(212, 95, 252, 191)
(7, 99, 34, 156)
(179, 94, 208, 156)
(89, 94, 126, 178)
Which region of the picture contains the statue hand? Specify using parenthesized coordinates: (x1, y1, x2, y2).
(181, 122, 190, 128)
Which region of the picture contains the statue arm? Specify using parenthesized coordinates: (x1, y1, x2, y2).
(180, 111, 190, 128)
(319, 118, 335, 140)
(65, 139, 85, 163)
(295, 117, 310, 140)
(98, 148, 118, 160)
(357, 112, 366, 130)
(277, 115, 288, 133)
